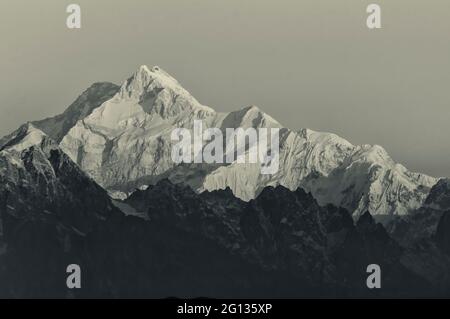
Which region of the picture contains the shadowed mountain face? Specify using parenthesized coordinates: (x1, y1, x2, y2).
(123, 179, 442, 298)
(0, 124, 115, 231)
(436, 211, 450, 255)
(430, 179, 450, 256)
(426, 179, 450, 210)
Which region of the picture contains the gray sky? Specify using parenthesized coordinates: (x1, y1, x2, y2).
(0, 0, 449, 177)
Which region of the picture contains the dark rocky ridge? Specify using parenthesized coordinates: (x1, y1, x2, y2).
(436, 211, 450, 255)
(425, 178, 450, 209)
(124, 179, 439, 297)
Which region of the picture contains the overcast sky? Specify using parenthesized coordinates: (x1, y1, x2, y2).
(0, 0, 449, 177)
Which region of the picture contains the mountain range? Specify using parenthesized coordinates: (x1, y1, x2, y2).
(29, 65, 437, 218)
(0, 65, 449, 298)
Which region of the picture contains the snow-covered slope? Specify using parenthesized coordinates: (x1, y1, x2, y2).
(199, 128, 436, 216)
(33, 82, 120, 143)
(15, 65, 438, 217)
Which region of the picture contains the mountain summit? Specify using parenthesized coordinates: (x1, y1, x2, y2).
(117, 65, 214, 118)
(25, 65, 438, 217)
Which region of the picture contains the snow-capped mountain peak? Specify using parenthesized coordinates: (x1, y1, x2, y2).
(219, 105, 282, 129)
(116, 65, 214, 119)
(119, 65, 176, 98)
(0, 123, 49, 153)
